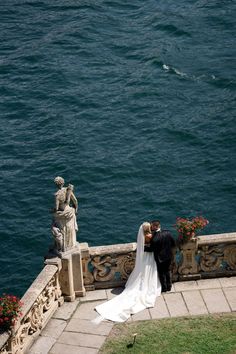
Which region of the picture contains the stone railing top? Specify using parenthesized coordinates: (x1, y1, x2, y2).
(0, 331, 10, 351)
(89, 242, 136, 256)
(15, 264, 58, 331)
(198, 232, 236, 245)
(88, 233, 236, 254)
(0, 264, 59, 352)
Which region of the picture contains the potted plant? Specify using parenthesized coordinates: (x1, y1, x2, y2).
(0, 294, 23, 332)
(175, 216, 209, 244)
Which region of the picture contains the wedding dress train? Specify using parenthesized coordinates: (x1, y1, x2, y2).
(94, 223, 162, 322)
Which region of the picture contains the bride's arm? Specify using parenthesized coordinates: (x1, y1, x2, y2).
(144, 232, 152, 244)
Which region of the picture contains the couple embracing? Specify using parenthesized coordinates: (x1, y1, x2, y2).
(94, 221, 176, 323)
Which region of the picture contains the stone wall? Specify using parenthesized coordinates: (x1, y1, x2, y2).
(81, 232, 236, 290)
(0, 263, 63, 354)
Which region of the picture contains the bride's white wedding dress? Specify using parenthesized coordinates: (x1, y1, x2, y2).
(94, 223, 162, 323)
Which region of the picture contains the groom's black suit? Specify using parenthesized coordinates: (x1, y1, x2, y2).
(148, 229, 176, 292)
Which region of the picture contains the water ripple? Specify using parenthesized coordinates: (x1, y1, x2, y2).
(0, 0, 235, 296)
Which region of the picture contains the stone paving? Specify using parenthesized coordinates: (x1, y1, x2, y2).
(28, 276, 236, 354)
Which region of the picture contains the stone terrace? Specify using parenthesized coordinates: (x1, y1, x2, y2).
(28, 276, 236, 354)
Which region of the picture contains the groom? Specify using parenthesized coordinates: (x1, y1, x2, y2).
(146, 220, 176, 292)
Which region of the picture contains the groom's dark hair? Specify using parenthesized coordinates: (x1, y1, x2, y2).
(151, 220, 160, 228)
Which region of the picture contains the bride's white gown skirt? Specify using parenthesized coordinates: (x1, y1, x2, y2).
(95, 253, 161, 322)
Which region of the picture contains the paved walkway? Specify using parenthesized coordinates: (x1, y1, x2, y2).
(28, 276, 236, 354)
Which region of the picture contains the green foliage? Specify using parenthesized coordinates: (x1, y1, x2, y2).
(100, 315, 236, 354)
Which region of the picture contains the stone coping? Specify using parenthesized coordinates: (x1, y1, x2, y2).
(0, 331, 10, 350)
(20, 265, 58, 315)
(89, 242, 136, 255)
(14, 265, 58, 332)
(198, 232, 236, 245)
(88, 233, 236, 254)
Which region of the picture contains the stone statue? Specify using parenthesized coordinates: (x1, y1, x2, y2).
(51, 176, 78, 254)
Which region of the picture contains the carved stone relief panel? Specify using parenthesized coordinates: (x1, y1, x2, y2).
(224, 245, 236, 269)
(199, 245, 225, 272)
(6, 273, 61, 354)
(82, 251, 136, 287)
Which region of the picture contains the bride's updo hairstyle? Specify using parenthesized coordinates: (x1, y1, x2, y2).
(142, 222, 151, 235)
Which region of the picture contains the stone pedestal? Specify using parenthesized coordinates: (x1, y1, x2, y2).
(60, 255, 76, 302)
(80, 242, 95, 291)
(178, 238, 200, 279)
(45, 243, 86, 302)
(72, 250, 86, 297)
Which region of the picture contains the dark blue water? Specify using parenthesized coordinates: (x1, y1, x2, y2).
(0, 0, 235, 296)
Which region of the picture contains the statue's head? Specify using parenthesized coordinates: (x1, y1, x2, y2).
(54, 176, 65, 187)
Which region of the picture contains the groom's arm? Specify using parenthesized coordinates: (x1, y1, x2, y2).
(144, 244, 153, 252)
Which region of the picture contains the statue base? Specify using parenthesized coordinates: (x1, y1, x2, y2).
(45, 242, 86, 301)
(47, 243, 81, 259)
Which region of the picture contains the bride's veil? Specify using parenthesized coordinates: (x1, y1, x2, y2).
(125, 223, 145, 289)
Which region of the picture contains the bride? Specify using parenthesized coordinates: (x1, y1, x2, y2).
(94, 222, 162, 322)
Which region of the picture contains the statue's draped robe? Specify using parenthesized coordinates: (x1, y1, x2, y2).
(54, 188, 78, 250)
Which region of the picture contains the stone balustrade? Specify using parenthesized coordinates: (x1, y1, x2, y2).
(81, 242, 137, 290)
(1, 232, 235, 353)
(81, 232, 236, 290)
(197, 233, 236, 277)
(0, 263, 63, 354)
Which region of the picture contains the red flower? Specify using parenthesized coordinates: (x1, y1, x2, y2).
(175, 216, 209, 242)
(0, 293, 22, 330)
